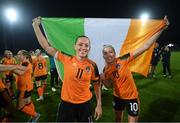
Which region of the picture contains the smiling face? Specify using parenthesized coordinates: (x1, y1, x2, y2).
(17, 51, 25, 62)
(74, 37, 90, 60)
(102, 45, 116, 64)
(4, 50, 12, 59)
(7, 52, 12, 59)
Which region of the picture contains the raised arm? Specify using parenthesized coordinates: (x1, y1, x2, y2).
(0, 64, 25, 72)
(32, 17, 57, 57)
(13, 69, 26, 75)
(133, 16, 169, 58)
(13, 63, 27, 75)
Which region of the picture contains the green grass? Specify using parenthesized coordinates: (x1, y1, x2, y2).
(136, 51, 180, 122)
(2, 52, 180, 122)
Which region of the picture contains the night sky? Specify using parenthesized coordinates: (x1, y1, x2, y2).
(0, 0, 179, 54)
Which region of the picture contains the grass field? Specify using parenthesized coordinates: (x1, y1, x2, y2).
(2, 51, 180, 122)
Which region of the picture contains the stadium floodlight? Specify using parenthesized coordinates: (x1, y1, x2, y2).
(4, 8, 17, 22)
(140, 13, 149, 20)
(140, 13, 149, 25)
(168, 43, 174, 47)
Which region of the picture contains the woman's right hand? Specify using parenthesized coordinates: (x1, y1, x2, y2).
(164, 16, 169, 29)
(32, 16, 41, 27)
(17, 65, 26, 71)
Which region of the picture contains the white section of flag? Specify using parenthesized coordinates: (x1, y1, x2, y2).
(84, 18, 131, 73)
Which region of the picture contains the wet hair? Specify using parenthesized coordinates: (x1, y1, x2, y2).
(75, 35, 90, 44)
(102, 44, 115, 54)
(74, 35, 91, 50)
(19, 50, 33, 63)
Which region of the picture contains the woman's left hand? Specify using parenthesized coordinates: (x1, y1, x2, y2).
(94, 104, 102, 121)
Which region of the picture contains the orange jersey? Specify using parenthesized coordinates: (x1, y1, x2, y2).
(1, 57, 16, 75)
(16, 62, 33, 91)
(55, 51, 99, 104)
(103, 53, 138, 99)
(0, 79, 5, 91)
(33, 56, 47, 77)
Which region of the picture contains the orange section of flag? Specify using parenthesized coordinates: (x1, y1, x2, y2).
(120, 19, 166, 76)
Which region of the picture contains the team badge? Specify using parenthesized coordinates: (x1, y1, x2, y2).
(116, 64, 121, 69)
(86, 66, 90, 72)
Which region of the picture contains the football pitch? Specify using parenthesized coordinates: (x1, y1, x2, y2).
(7, 51, 180, 122)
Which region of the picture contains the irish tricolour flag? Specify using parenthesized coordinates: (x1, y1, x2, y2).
(41, 18, 165, 80)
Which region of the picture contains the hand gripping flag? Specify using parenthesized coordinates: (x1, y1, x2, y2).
(41, 18, 166, 80)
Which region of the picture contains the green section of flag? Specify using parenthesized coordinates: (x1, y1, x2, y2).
(41, 18, 84, 80)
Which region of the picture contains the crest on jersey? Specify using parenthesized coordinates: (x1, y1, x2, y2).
(116, 64, 121, 69)
(86, 66, 90, 72)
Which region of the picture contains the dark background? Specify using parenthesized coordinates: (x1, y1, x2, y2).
(0, 0, 179, 55)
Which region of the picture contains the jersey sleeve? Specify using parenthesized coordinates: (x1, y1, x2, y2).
(91, 63, 100, 83)
(22, 62, 29, 67)
(54, 51, 69, 64)
(21, 62, 31, 74)
(55, 51, 64, 63)
(119, 52, 134, 63)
